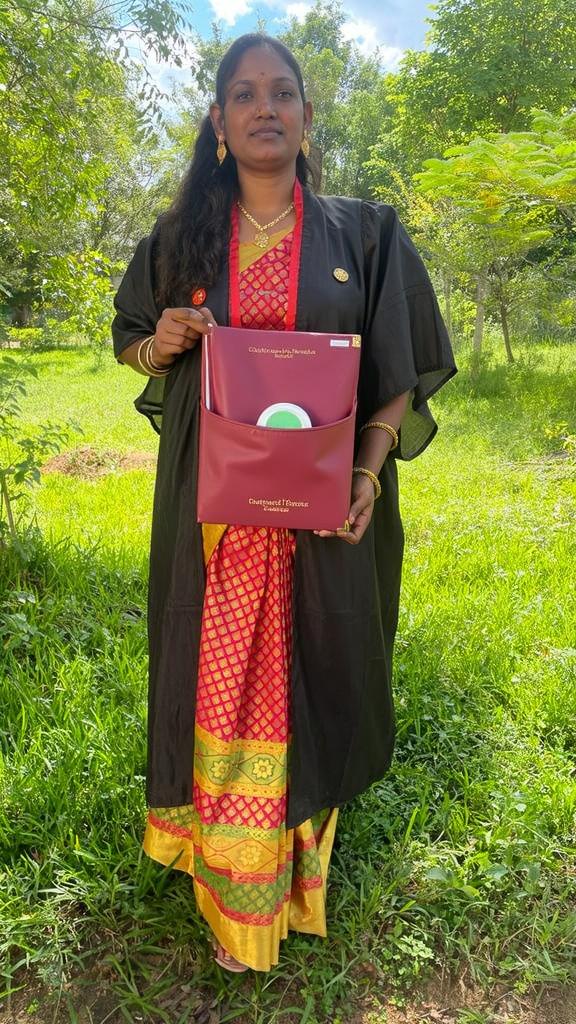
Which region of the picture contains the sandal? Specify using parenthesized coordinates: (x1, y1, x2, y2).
(209, 934, 250, 973)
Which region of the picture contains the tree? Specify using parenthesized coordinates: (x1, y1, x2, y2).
(411, 110, 576, 364)
(0, 0, 192, 321)
(418, 111, 576, 224)
(371, 0, 576, 186)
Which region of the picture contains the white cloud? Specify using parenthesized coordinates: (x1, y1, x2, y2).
(141, 56, 194, 96)
(379, 45, 405, 70)
(268, 4, 405, 69)
(114, 23, 197, 94)
(209, 0, 253, 25)
(285, 1, 312, 20)
(341, 16, 404, 68)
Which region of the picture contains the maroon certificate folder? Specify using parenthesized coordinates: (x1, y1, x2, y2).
(197, 326, 361, 531)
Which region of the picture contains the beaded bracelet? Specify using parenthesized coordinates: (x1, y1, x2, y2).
(352, 466, 382, 500)
(359, 420, 399, 450)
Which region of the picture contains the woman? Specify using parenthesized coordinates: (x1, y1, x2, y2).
(112, 33, 456, 973)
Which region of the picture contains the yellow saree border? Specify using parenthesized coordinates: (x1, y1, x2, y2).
(143, 807, 339, 970)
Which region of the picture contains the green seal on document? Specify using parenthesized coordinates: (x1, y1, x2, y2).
(257, 403, 312, 429)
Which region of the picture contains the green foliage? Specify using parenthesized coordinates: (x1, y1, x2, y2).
(417, 110, 576, 227)
(0, 357, 72, 548)
(191, 20, 229, 97)
(282, 0, 347, 54)
(289, 4, 394, 197)
(373, 0, 576, 179)
(376, 109, 576, 361)
(41, 251, 117, 363)
(414, 133, 555, 359)
(3, 327, 43, 350)
(0, 4, 118, 307)
(0, 0, 192, 320)
(485, 259, 576, 346)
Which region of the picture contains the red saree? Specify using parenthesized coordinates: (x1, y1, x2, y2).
(143, 185, 338, 971)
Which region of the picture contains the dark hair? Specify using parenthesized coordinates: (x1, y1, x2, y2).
(155, 33, 318, 308)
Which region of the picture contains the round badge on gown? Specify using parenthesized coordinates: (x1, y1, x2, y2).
(333, 268, 349, 282)
(257, 403, 312, 429)
(192, 287, 207, 305)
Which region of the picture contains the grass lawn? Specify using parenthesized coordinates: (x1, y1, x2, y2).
(0, 341, 575, 1023)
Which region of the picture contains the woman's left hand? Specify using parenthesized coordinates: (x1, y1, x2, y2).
(314, 473, 376, 545)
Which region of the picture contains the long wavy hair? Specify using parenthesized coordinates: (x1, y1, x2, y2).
(155, 34, 319, 308)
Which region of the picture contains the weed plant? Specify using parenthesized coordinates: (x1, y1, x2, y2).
(0, 342, 575, 1022)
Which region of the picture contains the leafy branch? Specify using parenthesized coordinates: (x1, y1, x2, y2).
(0, 357, 74, 545)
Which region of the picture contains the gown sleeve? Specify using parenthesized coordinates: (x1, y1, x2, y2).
(360, 201, 457, 460)
(111, 228, 166, 433)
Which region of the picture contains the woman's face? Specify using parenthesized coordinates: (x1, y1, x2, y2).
(210, 45, 312, 176)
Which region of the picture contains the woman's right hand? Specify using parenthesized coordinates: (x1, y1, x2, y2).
(151, 306, 216, 367)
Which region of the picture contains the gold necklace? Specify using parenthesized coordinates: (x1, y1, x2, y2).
(237, 201, 294, 249)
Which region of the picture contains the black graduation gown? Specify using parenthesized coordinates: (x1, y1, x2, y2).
(112, 187, 456, 829)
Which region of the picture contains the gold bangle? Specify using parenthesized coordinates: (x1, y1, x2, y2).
(136, 337, 170, 378)
(359, 420, 399, 450)
(136, 338, 152, 374)
(352, 466, 382, 500)
(146, 336, 172, 374)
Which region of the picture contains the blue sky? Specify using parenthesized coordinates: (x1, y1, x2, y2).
(140, 0, 435, 92)
(194, 0, 433, 61)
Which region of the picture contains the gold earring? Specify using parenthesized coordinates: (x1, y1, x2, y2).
(216, 137, 227, 165)
(300, 132, 310, 158)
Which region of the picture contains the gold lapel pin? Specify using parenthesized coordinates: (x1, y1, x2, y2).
(333, 268, 349, 282)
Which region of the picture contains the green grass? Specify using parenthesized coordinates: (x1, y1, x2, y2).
(16, 349, 158, 455)
(3, 349, 157, 549)
(1, 341, 575, 1022)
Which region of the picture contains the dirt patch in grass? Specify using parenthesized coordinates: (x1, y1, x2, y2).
(0, 980, 219, 1024)
(1, 976, 575, 1024)
(354, 977, 576, 1024)
(43, 445, 156, 480)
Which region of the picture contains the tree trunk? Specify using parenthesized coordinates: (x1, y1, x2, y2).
(442, 272, 452, 338)
(471, 269, 487, 377)
(499, 298, 514, 363)
(11, 304, 32, 327)
(0, 474, 17, 542)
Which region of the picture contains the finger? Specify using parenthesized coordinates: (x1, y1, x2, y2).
(197, 306, 217, 325)
(342, 524, 360, 540)
(167, 335, 200, 350)
(170, 316, 211, 336)
(348, 506, 373, 542)
(348, 495, 373, 527)
(339, 531, 358, 544)
(335, 532, 357, 544)
(158, 316, 207, 345)
(155, 333, 198, 354)
(170, 308, 214, 333)
(314, 522, 354, 539)
(169, 306, 214, 323)
(162, 324, 202, 343)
